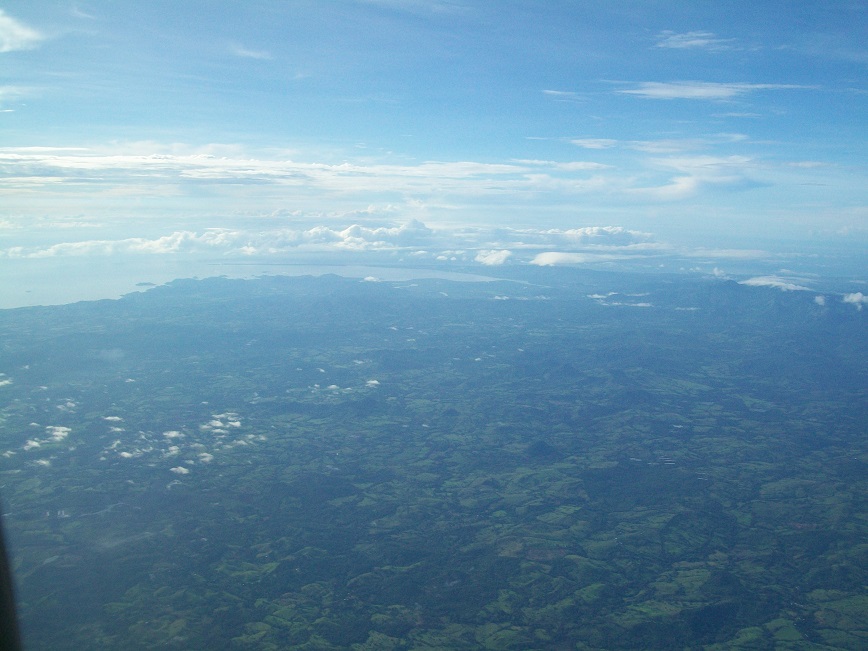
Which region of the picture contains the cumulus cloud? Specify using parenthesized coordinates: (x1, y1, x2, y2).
(0, 220, 438, 259)
(170, 466, 190, 475)
(618, 81, 810, 100)
(47, 426, 71, 441)
(843, 292, 867, 309)
(0, 10, 44, 53)
(1, 220, 667, 262)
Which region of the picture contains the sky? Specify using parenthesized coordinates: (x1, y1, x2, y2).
(1, 1, 866, 302)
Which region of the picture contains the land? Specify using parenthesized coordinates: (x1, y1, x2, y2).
(0, 268, 865, 650)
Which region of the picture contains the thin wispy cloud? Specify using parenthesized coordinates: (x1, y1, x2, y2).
(655, 31, 737, 51)
(571, 135, 747, 154)
(618, 81, 811, 100)
(530, 252, 637, 266)
(512, 159, 609, 171)
(570, 139, 618, 150)
(542, 89, 584, 103)
(351, 0, 470, 15)
(0, 86, 33, 107)
(631, 154, 757, 199)
(475, 249, 512, 265)
(740, 276, 812, 291)
(0, 145, 619, 202)
(685, 248, 770, 260)
(713, 112, 762, 118)
(230, 43, 272, 60)
(0, 10, 44, 53)
(70, 6, 97, 20)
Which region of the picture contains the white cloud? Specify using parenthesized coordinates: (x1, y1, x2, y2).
(570, 136, 745, 155)
(618, 81, 810, 100)
(814, 295, 826, 306)
(713, 112, 762, 118)
(475, 249, 512, 265)
(0, 85, 34, 109)
(170, 466, 190, 475)
(530, 252, 631, 266)
(507, 225, 656, 249)
(739, 276, 812, 291)
(843, 292, 867, 309)
(531, 252, 589, 266)
(0, 10, 44, 53)
(570, 139, 618, 149)
(787, 160, 830, 169)
(513, 159, 609, 171)
(0, 145, 605, 199)
(555, 161, 610, 171)
(47, 426, 71, 441)
(686, 248, 769, 259)
(655, 31, 736, 51)
(655, 155, 754, 173)
(1, 220, 670, 264)
(70, 6, 97, 20)
(631, 154, 756, 199)
(351, 0, 469, 15)
(631, 175, 699, 200)
(0, 144, 621, 200)
(230, 43, 272, 60)
(0, 220, 436, 258)
(543, 89, 580, 98)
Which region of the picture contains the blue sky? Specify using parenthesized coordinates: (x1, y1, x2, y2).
(1, 1, 866, 292)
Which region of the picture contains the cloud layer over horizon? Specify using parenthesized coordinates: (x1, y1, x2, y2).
(1, 2, 865, 282)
